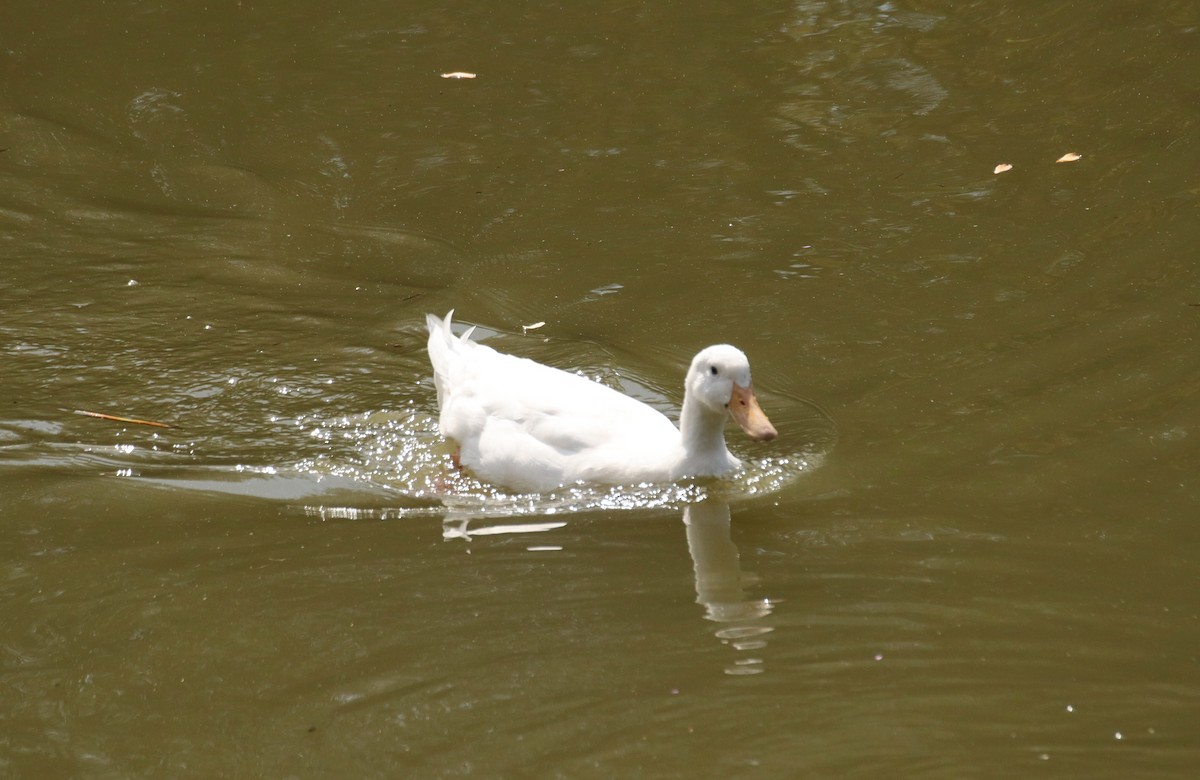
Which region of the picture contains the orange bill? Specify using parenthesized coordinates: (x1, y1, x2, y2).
(728, 383, 777, 441)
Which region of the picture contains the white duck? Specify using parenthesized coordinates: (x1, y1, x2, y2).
(426, 311, 777, 492)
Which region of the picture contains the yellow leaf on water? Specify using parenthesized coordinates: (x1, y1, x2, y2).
(1056, 152, 1083, 163)
(993, 163, 1013, 174)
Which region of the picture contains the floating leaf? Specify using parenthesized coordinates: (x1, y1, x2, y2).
(1055, 152, 1083, 163)
(993, 163, 1013, 174)
(440, 71, 477, 79)
(522, 321, 546, 334)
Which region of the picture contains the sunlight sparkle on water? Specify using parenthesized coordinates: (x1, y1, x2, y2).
(293, 409, 818, 520)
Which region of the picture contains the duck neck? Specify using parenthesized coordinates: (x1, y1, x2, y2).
(679, 395, 731, 462)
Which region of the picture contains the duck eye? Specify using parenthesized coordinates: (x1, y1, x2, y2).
(710, 366, 718, 376)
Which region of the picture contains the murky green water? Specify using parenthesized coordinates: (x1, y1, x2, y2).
(3, 0, 1199, 776)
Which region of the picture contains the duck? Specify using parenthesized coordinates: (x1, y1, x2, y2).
(426, 311, 777, 492)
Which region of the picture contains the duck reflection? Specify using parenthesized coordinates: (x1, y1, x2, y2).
(684, 499, 775, 675)
(438, 497, 775, 675)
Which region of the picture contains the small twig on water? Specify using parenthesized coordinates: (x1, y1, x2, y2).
(71, 409, 174, 429)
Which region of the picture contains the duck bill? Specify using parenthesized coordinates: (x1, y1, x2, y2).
(728, 383, 778, 441)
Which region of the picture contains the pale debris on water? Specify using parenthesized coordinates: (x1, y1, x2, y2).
(1056, 152, 1083, 163)
(440, 71, 477, 79)
(522, 321, 546, 334)
(993, 163, 1013, 174)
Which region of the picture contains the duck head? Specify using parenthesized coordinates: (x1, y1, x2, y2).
(686, 345, 778, 441)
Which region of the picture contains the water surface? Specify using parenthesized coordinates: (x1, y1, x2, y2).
(2, 0, 1199, 776)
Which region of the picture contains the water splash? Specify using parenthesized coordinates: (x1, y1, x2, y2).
(295, 408, 822, 520)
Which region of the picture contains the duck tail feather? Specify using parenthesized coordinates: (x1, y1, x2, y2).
(426, 310, 460, 410)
